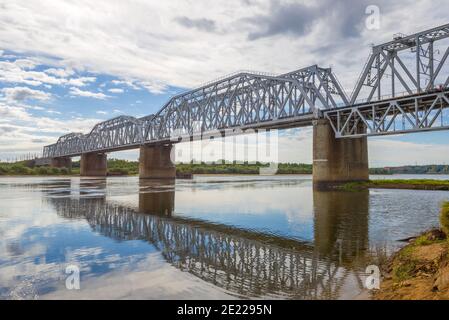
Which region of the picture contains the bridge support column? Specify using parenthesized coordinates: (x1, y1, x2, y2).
(50, 157, 72, 169)
(139, 144, 176, 179)
(80, 152, 107, 176)
(313, 119, 368, 188)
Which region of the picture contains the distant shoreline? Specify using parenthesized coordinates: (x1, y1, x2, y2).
(339, 179, 449, 191)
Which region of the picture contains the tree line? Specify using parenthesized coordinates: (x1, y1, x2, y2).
(2, 159, 449, 176)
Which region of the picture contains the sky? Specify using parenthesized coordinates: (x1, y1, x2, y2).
(1, 0, 449, 166)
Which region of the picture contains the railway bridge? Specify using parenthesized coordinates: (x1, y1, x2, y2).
(40, 24, 449, 186)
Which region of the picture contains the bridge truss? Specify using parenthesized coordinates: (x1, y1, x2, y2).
(43, 66, 347, 158)
(325, 90, 449, 137)
(43, 23, 449, 157)
(324, 23, 449, 137)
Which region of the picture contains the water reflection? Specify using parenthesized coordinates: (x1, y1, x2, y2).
(40, 179, 370, 299)
(139, 180, 175, 215)
(4, 175, 443, 299)
(313, 190, 369, 263)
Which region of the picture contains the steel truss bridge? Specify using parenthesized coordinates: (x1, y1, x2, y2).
(43, 24, 449, 158)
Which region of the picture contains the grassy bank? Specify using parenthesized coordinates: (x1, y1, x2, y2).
(340, 179, 449, 191)
(373, 202, 449, 300)
(0, 161, 76, 175)
(0, 160, 313, 176)
(176, 162, 312, 175)
(4, 160, 449, 179)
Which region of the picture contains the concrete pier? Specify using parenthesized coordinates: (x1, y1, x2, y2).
(50, 157, 72, 169)
(139, 144, 176, 179)
(80, 152, 107, 176)
(313, 119, 368, 188)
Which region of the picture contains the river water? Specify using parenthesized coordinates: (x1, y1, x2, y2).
(0, 174, 448, 300)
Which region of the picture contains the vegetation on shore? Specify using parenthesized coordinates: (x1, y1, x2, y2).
(0, 159, 313, 176)
(370, 164, 449, 175)
(373, 202, 449, 300)
(176, 161, 312, 175)
(0, 161, 75, 176)
(3, 159, 449, 178)
(340, 179, 449, 191)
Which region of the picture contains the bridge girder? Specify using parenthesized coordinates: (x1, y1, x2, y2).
(43, 115, 144, 157)
(325, 89, 449, 137)
(43, 66, 347, 158)
(350, 23, 449, 105)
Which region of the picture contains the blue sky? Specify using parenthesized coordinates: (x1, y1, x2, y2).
(1, 0, 449, 166)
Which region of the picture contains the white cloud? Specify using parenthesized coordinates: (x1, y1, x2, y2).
(13, 58, 37, 70)
(137, 80, 168, 94)
(110, 80, 140, 90)
(108, 88, 124, 94)
(1, 86, 51, 102)
(96, 110, 107, 115)
(44, 67, 74, 78)
(69, 87, 110, 100)
(0, 0, 447, 93)
(46, 109, 61, 115)
(67, 76, 96, 87)
(0, 101, 101, 158)
(0, 103, 30, 120)
(0, 58, 97, 89)
(0, 59, 61, 87)
(369, 138, 449, 166)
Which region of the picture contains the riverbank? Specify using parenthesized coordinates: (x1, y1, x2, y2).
(373, 202, 449, 300)
(340, 179, 449, 191)
(0, 160, 313, 176)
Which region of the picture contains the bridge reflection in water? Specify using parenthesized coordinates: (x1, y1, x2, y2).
(45, 179, 371, 299)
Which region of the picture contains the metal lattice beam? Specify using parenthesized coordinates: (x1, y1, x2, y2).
(325, 89, 449, 137)
(43, 66, 347, 158)
(350, 23, 449, 105)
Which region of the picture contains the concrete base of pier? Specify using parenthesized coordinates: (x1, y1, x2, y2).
(139, 144, 176, 179)
(50, 157, 72, 169)
(80, 153, 107, 176)
(313, 119, 368, 188)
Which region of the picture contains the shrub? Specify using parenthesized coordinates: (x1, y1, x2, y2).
(37, 167, 49, 175)
(50, 167, 60, 175)
(440, 201, 449, 237)
(11, 164, 31, 175)
(109, 168, 129, 175)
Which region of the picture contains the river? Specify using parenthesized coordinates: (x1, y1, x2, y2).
(1, 174, 448, 299)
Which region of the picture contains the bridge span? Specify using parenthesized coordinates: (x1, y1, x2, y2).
(39, 24, 449, 186)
